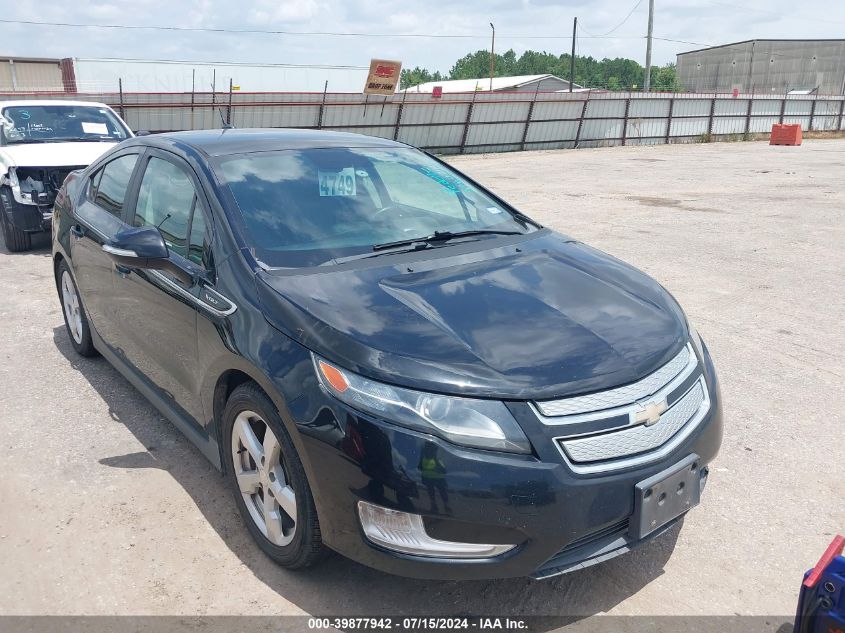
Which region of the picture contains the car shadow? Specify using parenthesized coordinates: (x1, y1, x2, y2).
(53, 325, 680, 627)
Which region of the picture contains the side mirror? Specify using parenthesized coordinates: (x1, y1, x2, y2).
(102, 226, 194, 287)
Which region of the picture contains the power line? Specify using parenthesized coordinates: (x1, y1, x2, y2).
(0, 17, 644, 40)
(580, 0, 645, 37)
(75, 57, 369, 70)
(652, 36, 714, 47)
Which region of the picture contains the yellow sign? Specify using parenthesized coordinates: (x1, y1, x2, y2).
(232, 85, 241, 91)
(364, 59, 402, 96)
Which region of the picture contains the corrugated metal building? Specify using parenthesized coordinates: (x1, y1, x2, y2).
(0, 57, 72, 92)
(404, 74, 582, 93)
(677, 40, 845, 95)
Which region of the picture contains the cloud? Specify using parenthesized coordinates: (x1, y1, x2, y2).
(1, 0, 842, 91)
(247, 0, 323, 24)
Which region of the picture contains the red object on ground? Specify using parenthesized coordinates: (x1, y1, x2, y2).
(804, 534, 845, 588)
(770, 123, 803, 146)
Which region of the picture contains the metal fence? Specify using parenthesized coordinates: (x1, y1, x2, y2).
(3, 89, 844, 154)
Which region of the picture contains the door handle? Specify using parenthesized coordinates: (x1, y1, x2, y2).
(114, 263, 131, 277)
(70, 224, 84, 238)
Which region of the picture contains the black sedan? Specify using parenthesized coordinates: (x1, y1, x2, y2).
(52, 129, 722, 580)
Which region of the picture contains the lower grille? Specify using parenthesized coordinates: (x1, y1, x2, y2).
(556, 519, 629, 556)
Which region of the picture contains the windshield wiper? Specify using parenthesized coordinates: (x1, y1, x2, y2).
(324, 229, 528, 266)
(53, 137, 116, 143)
(6, 138, 54, 144)
(6, 136, 115, 144)
(372, 229, 525, 252)
(327, 241, 433, 265)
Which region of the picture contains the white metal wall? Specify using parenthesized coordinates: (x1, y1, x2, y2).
(2, 89, 842, 153)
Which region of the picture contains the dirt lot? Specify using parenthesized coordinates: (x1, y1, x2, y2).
(0, 139, 842, 622)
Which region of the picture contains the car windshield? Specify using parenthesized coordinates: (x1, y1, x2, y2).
(214, 146, 533, 267)
(0, 105, 130, 145)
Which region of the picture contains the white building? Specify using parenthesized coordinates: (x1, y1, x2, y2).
(403, 74, 584, 93)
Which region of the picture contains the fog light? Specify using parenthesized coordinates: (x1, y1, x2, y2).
(357, 501, 515, 558)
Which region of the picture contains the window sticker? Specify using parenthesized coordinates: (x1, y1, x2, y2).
(82, 122, 109, 135)
(318, 167, 356, 197)
(486, 206, 503, 214)
(417, 165, 463, 193)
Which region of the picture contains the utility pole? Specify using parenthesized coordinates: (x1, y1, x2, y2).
(489, 23, 495, 91)
(569, 17, 577, 92)
(643, 0, 654, 91)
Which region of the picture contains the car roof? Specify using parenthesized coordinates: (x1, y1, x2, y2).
(0, 100, 114, 109)
(148, 128, 407, 157)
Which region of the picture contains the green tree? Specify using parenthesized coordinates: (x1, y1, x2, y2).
(400, 67, 444, 90)
(401, 48, 677, 92)
(651, 64, 680, 91)
(449, 50, 495, 79)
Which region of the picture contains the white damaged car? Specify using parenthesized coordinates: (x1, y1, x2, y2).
(0, 100, 133, 251)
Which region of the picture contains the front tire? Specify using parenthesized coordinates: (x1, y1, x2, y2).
(223, 382, 327, 569)
(0, 187, 32, 253)
(56, 260, 97, 357)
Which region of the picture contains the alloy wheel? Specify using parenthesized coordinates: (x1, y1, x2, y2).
(61, 270, 83, 345)
(231, 410, 297, 546)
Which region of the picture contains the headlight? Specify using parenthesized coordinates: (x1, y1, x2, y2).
(312, 354, 531, 454)
(687, 320, 706, 360)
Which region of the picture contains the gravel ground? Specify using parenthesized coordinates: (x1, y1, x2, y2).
(0, 139, 842, 622)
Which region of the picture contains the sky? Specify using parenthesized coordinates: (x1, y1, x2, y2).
(1, 0, 844, 91)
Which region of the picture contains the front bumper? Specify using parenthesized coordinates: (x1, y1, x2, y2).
(287, 346, 723, 580)
(0, 187, 51, 232)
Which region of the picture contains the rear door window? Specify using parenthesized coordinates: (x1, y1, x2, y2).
(91, 154, 137, 217)
(77, 152, 139, 238)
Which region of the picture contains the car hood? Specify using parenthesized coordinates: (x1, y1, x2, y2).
(256, 231, 689, 400)
(0, 141, 118, 168)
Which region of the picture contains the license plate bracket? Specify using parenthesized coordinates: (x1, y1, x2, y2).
(630, 454, 701, 540)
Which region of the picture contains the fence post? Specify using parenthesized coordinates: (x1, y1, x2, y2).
(227, 78, 233, 125)
(393, 90, 407, 141)
(520, 87, 539, 151)
(779, 96, 786, 124)
(190, 69, 196, 130)
(808, 96, 816, 131)
(317, 80, 327, 129)
(118, 78, 125, 119)
(459, 91, 477, 155)
(621, 98, 631, 146)
(574, 98, 588, 147)
(838, 97, 845, 131)
(744, 97, 752, 137)
(707, 96, 716, 137)
(665, 97, 674, 144)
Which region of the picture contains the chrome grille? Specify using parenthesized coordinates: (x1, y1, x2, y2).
(560, 379, 707, 464)
(535, 341, 710, 474)
(536, 344, 692, 418)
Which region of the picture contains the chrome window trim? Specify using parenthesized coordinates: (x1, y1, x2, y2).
(148, 270, 237, 317)
(532, 343, 698, 429)
(552, 376, 711, 475)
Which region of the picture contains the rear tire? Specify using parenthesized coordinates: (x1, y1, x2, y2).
(0, 188, 32, 253)
(56, 260, 97, 357)
(223, 382, 327, 569)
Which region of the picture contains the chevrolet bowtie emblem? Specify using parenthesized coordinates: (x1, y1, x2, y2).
(634, 399, 668, 426)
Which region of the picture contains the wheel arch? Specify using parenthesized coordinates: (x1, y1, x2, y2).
(208, 364, 299, 475)
(53, 251, 66, 280)
(212, 368, 260, 470)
